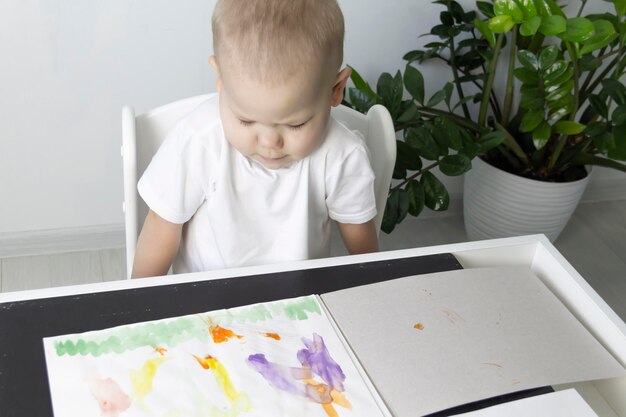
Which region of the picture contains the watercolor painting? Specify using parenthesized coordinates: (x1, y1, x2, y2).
(43, 295, 387, 417)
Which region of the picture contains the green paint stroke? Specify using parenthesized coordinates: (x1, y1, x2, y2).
(212, 296, 321, 326)
(53, 296, 321, 357)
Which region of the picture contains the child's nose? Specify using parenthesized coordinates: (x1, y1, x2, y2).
(258, 129, 283, 148)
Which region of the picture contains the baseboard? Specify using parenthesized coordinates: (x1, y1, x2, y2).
(0, 223, 125, 258)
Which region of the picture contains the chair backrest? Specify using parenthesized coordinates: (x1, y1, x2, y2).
(121, 94, 396, 278)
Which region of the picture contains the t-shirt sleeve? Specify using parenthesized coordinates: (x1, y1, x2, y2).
(326, 143, 377, 224)
(137, 122, 207, 224)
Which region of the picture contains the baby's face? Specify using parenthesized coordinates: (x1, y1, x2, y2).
(217, 65, 337, 170)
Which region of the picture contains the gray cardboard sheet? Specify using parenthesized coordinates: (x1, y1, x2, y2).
(321, 266, 626, 417)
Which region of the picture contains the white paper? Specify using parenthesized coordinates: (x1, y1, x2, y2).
(453, 389, 598, 417)
(321, 266, 626, 417)
(44, 295, 388, 417)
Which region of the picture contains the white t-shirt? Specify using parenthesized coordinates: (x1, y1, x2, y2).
(138, 94, 376, 273)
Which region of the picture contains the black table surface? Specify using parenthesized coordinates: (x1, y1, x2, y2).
(0, 253, 462, 416)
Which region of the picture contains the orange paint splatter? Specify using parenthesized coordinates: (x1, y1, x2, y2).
(264, 332, 281, 340)
(210, 324, 243, 343)
(154, 347, 167, 356)
(413, 323, 424, 330)
(193, 354, 214, 370)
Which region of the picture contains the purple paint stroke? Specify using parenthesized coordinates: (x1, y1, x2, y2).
(297, 333, 346, 392)
(248, 354, 309, 397)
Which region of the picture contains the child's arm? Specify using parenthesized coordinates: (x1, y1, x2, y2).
(336, 219, 379, 255)
(131, 210, 183, 278)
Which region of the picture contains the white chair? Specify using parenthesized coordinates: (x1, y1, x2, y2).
(121, 94, 396, 278)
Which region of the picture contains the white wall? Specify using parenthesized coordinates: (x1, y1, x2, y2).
(1, 0, 623, 235)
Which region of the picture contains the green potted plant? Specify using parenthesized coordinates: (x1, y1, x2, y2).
(346, 0, 626, 240)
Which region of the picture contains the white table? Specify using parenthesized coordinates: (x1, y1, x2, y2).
(1, 234, 624, 416)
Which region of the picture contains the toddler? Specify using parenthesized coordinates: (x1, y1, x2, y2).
(132, 0, 378, 278)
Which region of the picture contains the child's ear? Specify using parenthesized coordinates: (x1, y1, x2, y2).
(209, 55, 222, 91)
(330, 67, 352, 107)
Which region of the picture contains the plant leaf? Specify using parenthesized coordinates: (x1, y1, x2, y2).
(494, 0, 524, 23)
(477, 131, 507, 151)
(588, 94, 609, 119)
(514, 67, 540, 84)
(515, 0, 538, 19)
(488, 15, 516, 33)
(539, 45, 559, 70)
(577, 55, 602, 72)
(613, 0, 626, 17)
(382, 189, 400, 233)
(396, 140, 423, 171)
(406, 127, 440, 160)
(349, 66, 377, 100)
(348, 88, 375, 113)
(443, 82, 454, 108)
(607, 124, 626, 160)
(520, 15, 542, 36)
(404, 64, 425, 104)
(397, 101, 421, 123)
(602, 79, 626, 105)
(539, 15, 566, 36)
(474, 18, 496, 47)
(559, 17, 596, 43)
(427, 89, 448, 107)
(521, 108, 545, 132)
(580, 19, 618, 55)
(533, 121, 552, 150)
(477, 1, 495, 18)
(554, 120, 586, 135)
(612, 104, 626, 126)
(439, 154, 472, 176)
(517, 49, 540, 71)
(406, 180, 425, 217)
(421, 171, 450, 211)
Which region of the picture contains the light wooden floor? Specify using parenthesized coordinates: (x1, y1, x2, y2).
(2, 200, 625, 320)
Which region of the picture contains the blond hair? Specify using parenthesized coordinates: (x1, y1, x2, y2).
(212, 0, 345, 83)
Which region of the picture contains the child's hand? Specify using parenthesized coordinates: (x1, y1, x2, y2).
(132, 210, 183, 278)
(337, 220, 379, 255)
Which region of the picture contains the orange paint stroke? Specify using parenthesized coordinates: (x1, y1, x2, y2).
(413, 323, 424, 330)
(330, 389, 352, 409)
(154, 347, 167, 356)
(264, 332, 281, 340)
(193, 355, 243, 403)
(481, 362, 503, 369)
(210, 324, 243, 343)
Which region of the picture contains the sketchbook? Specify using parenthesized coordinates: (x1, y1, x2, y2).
(43, 266, 626, 417)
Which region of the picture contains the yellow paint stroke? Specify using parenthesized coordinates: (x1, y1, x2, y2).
(210, 324, 243, 344)
(130, 357, 171, 404)
(413, 323, 424, 330)
(193, 355, 244, 403)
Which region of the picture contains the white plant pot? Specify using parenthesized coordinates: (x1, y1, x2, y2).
(463, 157, 591, 242)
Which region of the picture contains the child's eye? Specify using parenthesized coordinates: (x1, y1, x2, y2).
(239, 119, 254, 127)
(288, 122, 306, 130)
